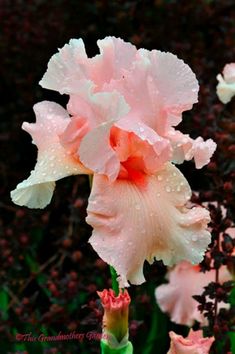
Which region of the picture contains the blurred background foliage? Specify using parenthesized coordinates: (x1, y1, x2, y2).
(0, 0, 235, 353)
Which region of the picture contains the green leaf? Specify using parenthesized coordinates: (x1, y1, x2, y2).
(101, 340, 133, 354)
(229, 331, 235, 354)
(25, 254, 40, 273)
(0, 289, 9, 320)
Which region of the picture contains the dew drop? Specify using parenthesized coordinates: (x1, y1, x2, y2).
(192, 235, 198, 242)
(165, 186, 171, 193)
(135, 204, 141, 210)
(157, 175, 163, 181)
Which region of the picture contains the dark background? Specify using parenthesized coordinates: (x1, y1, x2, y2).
(1, 1, 235, 353)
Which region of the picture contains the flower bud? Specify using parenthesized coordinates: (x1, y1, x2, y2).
(98, 289, 132, 351)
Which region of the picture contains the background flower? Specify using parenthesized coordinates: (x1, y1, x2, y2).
(217, 63, 235, 104)
(167, 330, 214, 354)
(155, 260, 232, 326)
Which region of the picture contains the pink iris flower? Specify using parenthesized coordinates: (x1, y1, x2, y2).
(167, 330, 214, 354)
(11, 37, 216, 286)
(155, 260, 232, 326)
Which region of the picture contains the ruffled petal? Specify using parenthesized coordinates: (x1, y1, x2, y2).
(155, 261, 231, 326)
(59, 116, 90, 155)
(168, 130, 216, 168)
(105, 49, 199, 135)
(67, 90, 129, 127)
(39, 39, 92, 94)
(79, 119, 172, 182)
(79, 120, 121, 181)
(87, 163, 211, 286)
(88, 36, 137, 87)
(146, 50, 199, 124)
(167, 330, 214, 354)
(190, 137, 217, 169)
(11, 101, 88, 209)
(156, 262, 213, 326)
(40, 37, 137, 94)
(167, 130, 193, 164)
(223, 63, 235, 83)
(114, 119, 172, 173)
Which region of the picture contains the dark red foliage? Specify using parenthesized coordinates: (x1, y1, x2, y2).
(1, 1, 235, 353)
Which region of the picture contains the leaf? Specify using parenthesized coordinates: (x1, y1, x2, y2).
(101, 340, 133, 354)
(24, 254, 40, 273)
(0, 289, 9, 320)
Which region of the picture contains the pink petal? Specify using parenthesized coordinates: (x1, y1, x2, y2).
(87, 163, 211, 286)
(216, 73, 235, 104)
(191, 137, 217, 169)
(39, 39, 92, 94)
(167, 330, 214, 354)
(88, 36, 137, 87)
(79, 120, 121, 181)
(105, 49, 199, 135)
(113, 119, 172, 174)
(167, 130, 193, 164)
(223, 63, 235, 83)
(147, 50, 199, 124)
(167, 130, 216, 168)
(59, 116, 90, 155)
(155, 261, 231, 326)
(11, 101, 88, 209)
(79, 119, 172, 182)
(39, 37, 137, 94)
(67, 90, 129, 128)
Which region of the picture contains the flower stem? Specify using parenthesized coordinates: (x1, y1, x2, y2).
(110, 266, 119, 295)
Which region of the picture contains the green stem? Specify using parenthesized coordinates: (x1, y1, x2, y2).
(110, 265, 119, 295)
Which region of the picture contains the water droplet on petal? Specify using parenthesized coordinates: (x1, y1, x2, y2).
(135, 204, 141, 210)
(192, 235, 198, 242)
(165, 186, 171, 193)
(157, 175, 163, 181)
